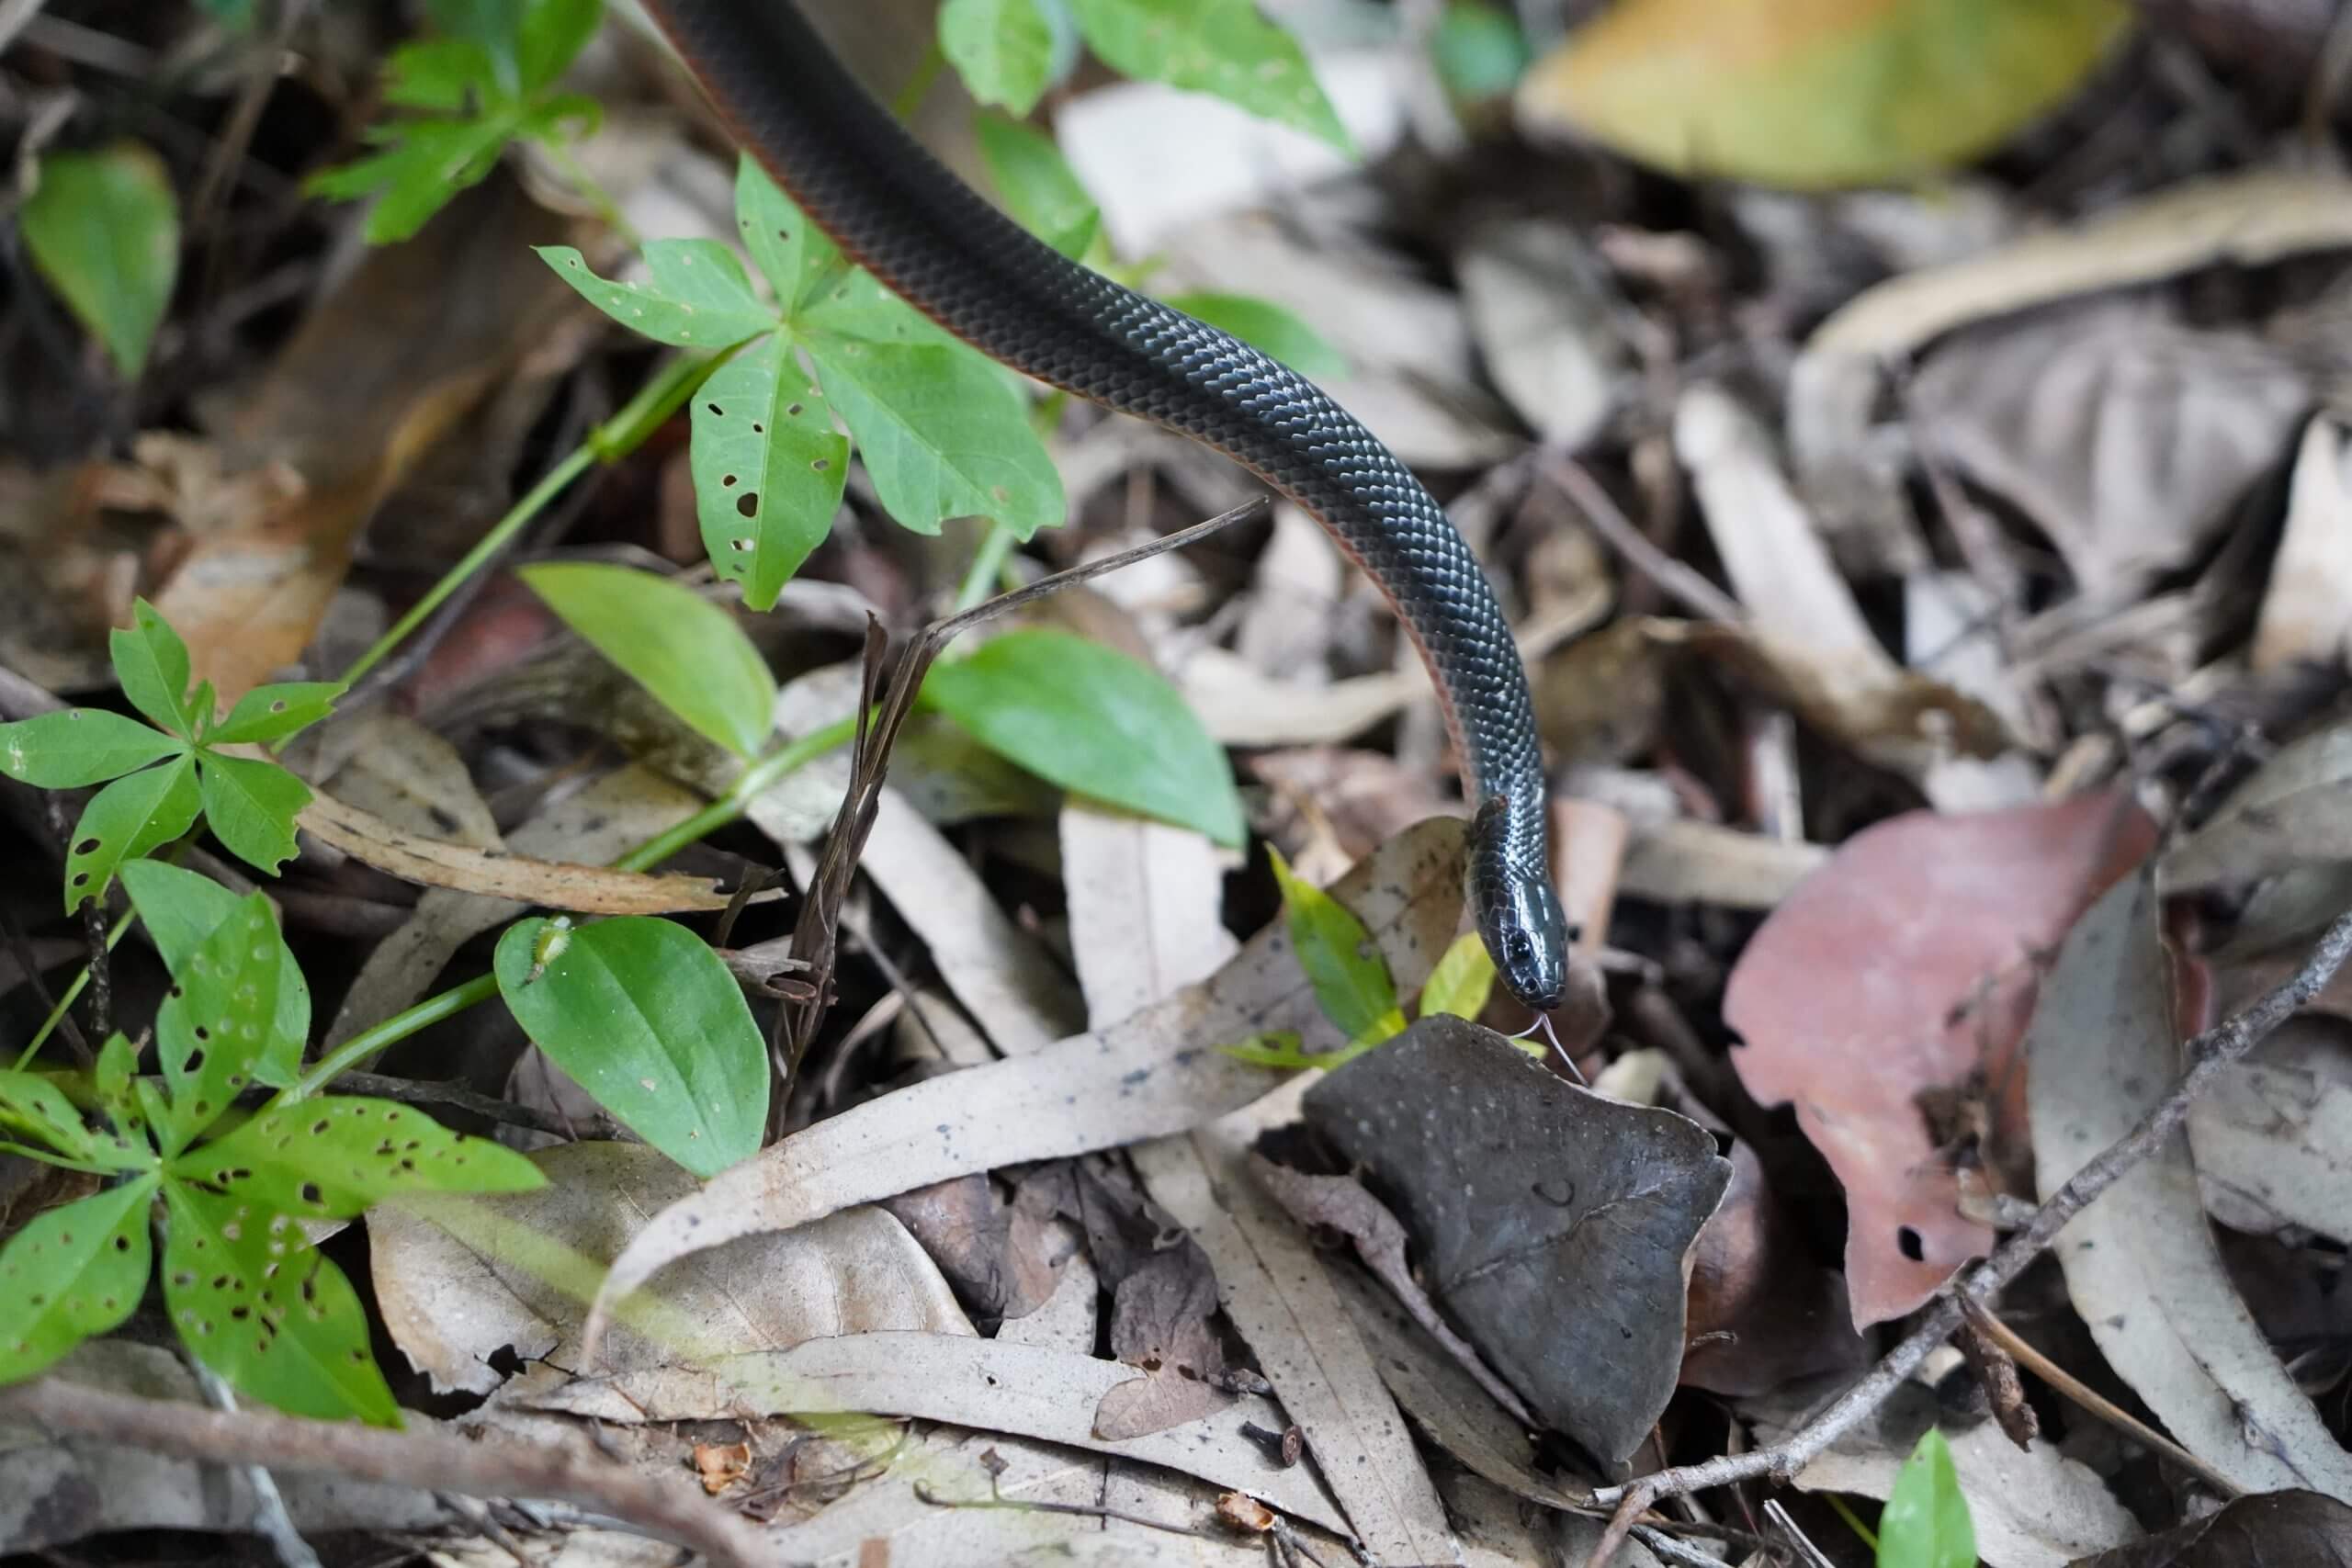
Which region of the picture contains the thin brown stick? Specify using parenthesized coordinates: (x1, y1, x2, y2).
(333, 1070, 580, 1137)
(1587, 906, 2352, 1549)
(1540, 455, 1742, 623)
(1961, 1301, 2242, 1496)
(0, 1377, 776, 1568)
(1952, 1300, 2037, 1451)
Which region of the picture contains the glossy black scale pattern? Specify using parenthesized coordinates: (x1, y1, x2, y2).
(641, 0, 1567, 1011)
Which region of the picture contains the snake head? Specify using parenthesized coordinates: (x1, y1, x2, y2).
(1468, 799, 1569, 1014)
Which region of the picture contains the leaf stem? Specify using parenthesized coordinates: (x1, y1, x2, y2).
(282, 975, 500, 1106)
(540, 137, 644, 251)
(16, 908, 136, 1070)
(888, 40, 946, 121)
(952, 522, 1021, 615)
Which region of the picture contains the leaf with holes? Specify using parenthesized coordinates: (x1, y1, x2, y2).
(922, 627, 1243, 844)
(1164, 290, 1346, 380)
(0, 1176, 157, 1384)
(63, 755, 201, 913)
(121, 860, 307, 1087)
(537, 240, 779, 352)
(0, 1071, 148, 1172)
(19, 142, 179, 379)
(170, 1098, 543, 1219)
(735, 156, 841, 317)
(204, 682, 345, 746)
(804, 335, 1064, 538)
(1877, 1427, 1975, 1568)
(1067, 0, 1350, 150)
(518, 561, 776, 759)
(495, 916, 767, 1178)
(0, 709, 184, 789)
(975, 113, 1102, 261)
(944, 0, 1066, 114)
(196, 753, 310, 875)
(110, 600, 195, 739)
(1267, 843, 1406, 1043)
(94, 1033, 139, 1131)
(160, 1183, 399, 1425)
(1417, 930, 1496, 1023)
(689, 334, 848, 612)
(153, 895, 283, 1157)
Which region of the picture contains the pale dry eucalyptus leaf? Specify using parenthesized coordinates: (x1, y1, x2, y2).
(2252, 416, 2352, 673)
(583, 818, 1468, 1349)
(2189, 1062, 2352, 1245)
(1454, 218, 1630, 452)
(2166, 721, 2352, 892)
(2028, 871, 2352, 1499)
(369, 1141, 972, 1398)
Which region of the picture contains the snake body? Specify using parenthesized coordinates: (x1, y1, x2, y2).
(639, 0, 1568, 1011)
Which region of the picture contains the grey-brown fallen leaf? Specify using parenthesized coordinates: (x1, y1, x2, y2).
(2068, 1489, 2352, 1568)
(1618, 818, 1828, 911)
(1455, 218, 1631, 453)
(1679, 1140, 1871, 1398)
(2028, 870, 2352, 1499)
(1305, 1014, 1731, 1470)
(370, 1141, 972, 1398)
(2253, 415, 2352, 673)
(2166, 720, 2352, 892)
(2189, 1058, 2352, 1247)
(582, 818, 1467, 1351)
(881, 1174, 1066, 1325)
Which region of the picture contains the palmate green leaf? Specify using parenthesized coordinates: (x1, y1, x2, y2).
(64, 756, 202, 913)
(974, 113, 1102, 261)
(921, 628, 1242, 845)
(1878, 1427, 1975, 1568)
(1418, 930, 1497, 1023)
(1268, 844, 1405, 1044)
(1067, 0, 1350, 151)
(111, 600, 195, 739)
(0, 1070, 149, 1171)
(537, 241, 779, 352)
(690, 335, 849, 612)
(161, 1183, 399, 1426)
(518, 562, 776, 759)
(0, 1176, 158, 1385)
(309, 114, 519, 245)
(153, 895, 283, 1157)
(197, 753, 309, 875)
(121, 861, 308, 1088)
(735, 154, 840, 314)
(943, 0, 1063, 115)
(171, 1097, 543, 1218)
(803, 334, 1064, 538)
(515, 0, 604, 93)
(381, 36, 498, 109)
(204, 682, 345, 746)
(1164, 290, 1346, 380)
(495, 916, 768, 1178)
(19, 143, 180, 380)
(94, 1033, 140, 1131)
(0, 709, 183, 789)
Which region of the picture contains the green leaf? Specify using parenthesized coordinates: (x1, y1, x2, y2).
(196, 753, 310, 875)
(152, 895, 283, 1156)
(735, 155, 840, 314)
(1878, 1427, 1974, 1568)
(0, 1177, 157, 1384)
(0, 1071, 147, 1170)
(1067, 0, 1350, 151)
(690, 336, 848, 612)
(120, 861, 309, 1088)
(1418, 930, 1497, 1022)
(518, 562, 776, 759)
(204, 682, 345, 746)
(110, 601, 194, 739)
(94, 1033, 140, 1130)
(19, 142, 180, 379)
(974, 113, 1102, 261)
(64, 756, 202, 913)
(803, 335, 1065, 538)
(161, 1183, 399, 1425)
(922, 628, 1243, 846)
(943, 0, 1060, 115)
(1268, 844, 1404, 1044)
(428, 0, 526, 88)
(1216, 1031, 1314, 1068)
(536, 241, 779, 351)
(309, 114, 518, 245)
(171, 1097, 544, 1217)
(1162, 290, 1345, 380)
(516, 0, 603, 92)
(1430, 0, 1530, 103)
(380, 36, 497, 109)
(495, 916, 768, 1178)
(798, 268, 960, 348)
(0, 709, 184, 789)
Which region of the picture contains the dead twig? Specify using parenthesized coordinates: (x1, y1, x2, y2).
(0, 1376, 776, 1568)
(1540, 454, 1741, 623)
(1586, 906, 2352, 1557)
(332, 1070, 581, 1137)
(1951, 1299, 2038, 1451)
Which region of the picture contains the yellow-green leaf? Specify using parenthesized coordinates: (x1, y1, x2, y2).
(519, 561, 776, 759)
(1268, 845, 1404, 1046)
(1516, 0, 2132, 190)
(1417, 930, 1496, 1022)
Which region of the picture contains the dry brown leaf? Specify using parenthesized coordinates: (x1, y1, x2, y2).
(1725, 791, 2154, 1326)
(2072, 1491, 2352, 1568)
(1679, 1141, 1871, 1397)
(1618, 818, 1828, 910)
(1454, 218, 1630, 452)
(582, 818, 1468, 1350)
(2253, 416, 2352, 672)
(2166, 721, 2352, 892)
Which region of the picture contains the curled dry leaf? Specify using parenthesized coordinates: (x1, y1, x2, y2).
(2070, 1490, 2352, 1568)
(1725, 790, 2154, 1325)
(1304, 1015, 1731, 1469)
(1679, 1141, 1871, 1398)
(2166, 720, 2352, 893)
(582, 818, 1469, 1352)
(369, 1142, 972, 1398)
(2027, 870, 2352, 1500)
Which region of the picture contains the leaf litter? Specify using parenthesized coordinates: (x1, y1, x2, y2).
(20, 6, 2352, 1567)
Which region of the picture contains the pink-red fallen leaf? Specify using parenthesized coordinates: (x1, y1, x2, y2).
(1724, 791, 2154, 1326)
